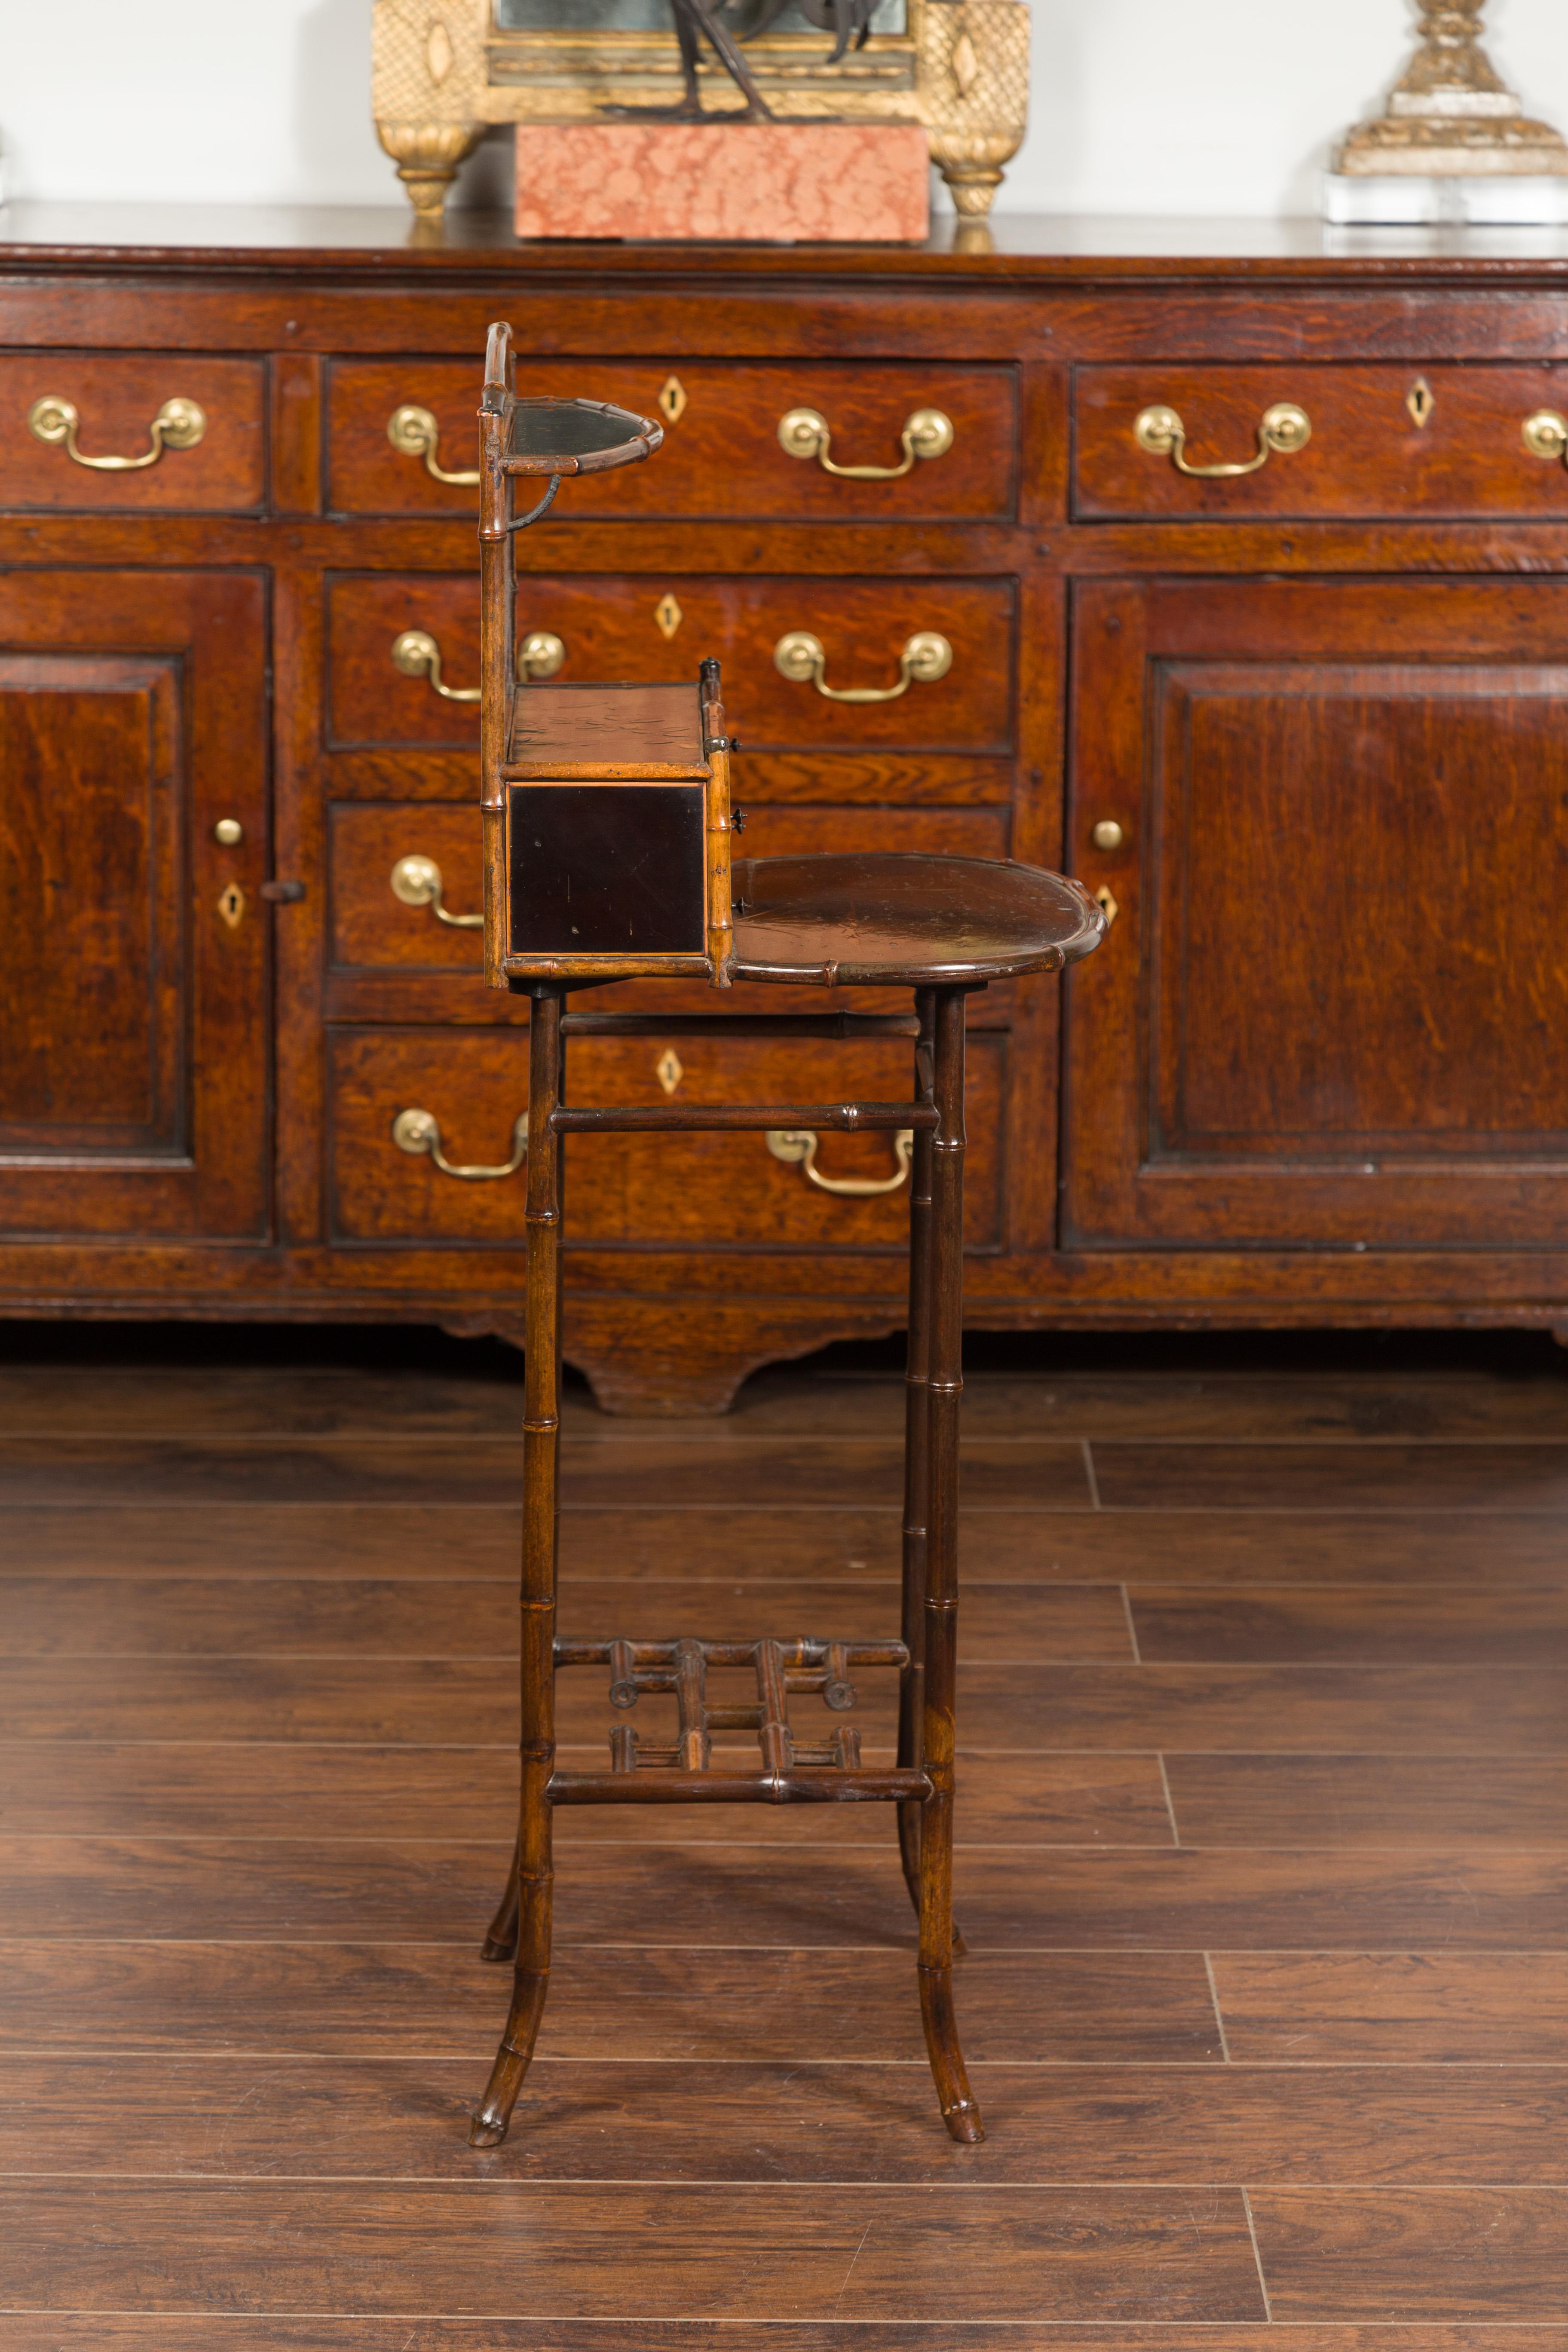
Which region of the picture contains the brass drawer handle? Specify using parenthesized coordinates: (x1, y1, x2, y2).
(389, 853, 483, 929)
(1524, 410, 1568, 462)
(766, 1127, 913, 1196)
(1134, 400, 1311, 479)
(392, 628, 567, 701)
(393, 1106, 528, 1180)
(387, 403, 480, 486)
(773, 630, 952, 704)
(777, 405, 954, 481)
(28, 392, 206, 473)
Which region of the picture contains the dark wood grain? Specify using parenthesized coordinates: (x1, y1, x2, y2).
(0, 1740, 1167, 1845)
(1214, 1953, 1568, 2063)
(327, 572, 1015, 754)
(5, 1836, 1563, 1946)
(329, 356, 1018, 521)
(15, 1500, 1568, 1583)
(0, 1943, 1216, 2063)
(0, 2056, 1553, 2184)
(1075, 363, 1568, 520)
(0, 2324, 1547, 2352)
(1166, 1753, 1568, 1846)
(0, 354, 263, 510)
(0, 1575, 1130, 1661)
(1131, 1583, 1568, 1664)
(0, 573, 268, 1238)
(327, 1027, 1007, 1250)
(3, 1655, 1559, 1749)
(1250, 2188, 1568, 2319)
(1092, 1440, 1568, 1512)
(0, 2180, 1265, 2321)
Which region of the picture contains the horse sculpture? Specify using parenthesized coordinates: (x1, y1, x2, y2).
(616, 0, 881, 121)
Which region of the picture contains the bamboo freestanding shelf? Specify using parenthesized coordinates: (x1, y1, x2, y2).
(460, 323, 1105, 2146)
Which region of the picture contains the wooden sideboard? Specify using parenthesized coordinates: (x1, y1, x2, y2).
(7, 207, 1568, 1410)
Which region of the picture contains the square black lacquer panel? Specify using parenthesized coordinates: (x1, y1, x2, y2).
(507, 783, 707, 955)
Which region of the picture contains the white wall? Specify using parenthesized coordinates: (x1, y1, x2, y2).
(4, 0, 1568, 218)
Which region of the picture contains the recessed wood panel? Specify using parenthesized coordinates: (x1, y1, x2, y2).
(1064, 577, 1568, 1249)
(1076, 362, 1568, 520)
(0, 572, 269, 1238)
(328, 357, 1017, 521)
(327, 1027, 1004, 1249)
(0, 657, 182, 1153)
(325, 574, 1014, 755)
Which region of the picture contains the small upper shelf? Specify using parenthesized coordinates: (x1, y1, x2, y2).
(503, 396, 662, 476)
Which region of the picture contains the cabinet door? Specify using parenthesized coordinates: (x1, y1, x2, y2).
(0, 571, 269, 1236)
(1064, 577, 1568, 1249)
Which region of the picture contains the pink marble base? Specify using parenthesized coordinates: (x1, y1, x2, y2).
(514, 122, 930, 243)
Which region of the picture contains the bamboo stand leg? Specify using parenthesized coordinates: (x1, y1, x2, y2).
(897, 991, 934, 1923)
(470, 987, 565, 2149)
(916, 985, 984, 2145)
(479, 1829, 520, 1963)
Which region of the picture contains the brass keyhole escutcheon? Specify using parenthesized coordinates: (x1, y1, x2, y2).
(655, 1049, 684, 1096)
(1094, 886, 1119, 929)
(1406, 377, 1436, 430)
(217, 882, 246, 930)
(657, 376, 688, 426)
(654, 593, 684, 641)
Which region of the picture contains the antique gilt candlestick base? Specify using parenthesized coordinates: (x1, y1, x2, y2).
(1326, 0, 1568, 223)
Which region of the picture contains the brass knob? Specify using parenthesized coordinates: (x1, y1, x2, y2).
(1524, 410, 1568, 462)
(389, 853, 483, 929)
(519, 631, 566, 680)
(1090, 820, 1125, 852)
(213, 818, 244, 847)
(386, 402, 480, 486)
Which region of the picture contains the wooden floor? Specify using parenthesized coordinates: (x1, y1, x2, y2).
(3, 1334, 1568, 2348)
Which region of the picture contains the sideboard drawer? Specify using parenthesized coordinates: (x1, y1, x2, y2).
(328, 358, 1017, 521)
(1075, 364, 1568, 520)
(0, 355, 264, 511)
(326, 574, 1014, 754)
(329, 1028, 1002, 1248)
(330, 801, 1011, 975)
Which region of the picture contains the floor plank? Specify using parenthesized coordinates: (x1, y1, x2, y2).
(1251, 2187, 1568, 2319)
(0, 2057, 1557, 2184)
(0, 1743, 1170, 1846)
(0, 1943, 1217, 2063)
(14, 1504, 1568, 1586)
(4, 1838, 1565, 1947)
(0, 2323, 1553, 2352)
(0, 2181, 1266, 2321)
(1132, 1583, 1568, 1664)
(1214, 1952, 1568, 2063)
(5, 1655, 1562, 1749)
(1165, 1754, 1568, 1847)
(0, 1575, 1132, 1662)
(1093, 1439, 1568, 1513)
(0, 1437, 1093, 1510)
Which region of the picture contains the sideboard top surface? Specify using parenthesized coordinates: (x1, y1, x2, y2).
(7, 203, 1568, 285)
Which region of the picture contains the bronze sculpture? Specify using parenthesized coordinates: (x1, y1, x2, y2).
(615, 0, 880, 120)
